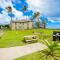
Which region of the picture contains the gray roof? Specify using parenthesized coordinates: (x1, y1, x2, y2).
(12, 19, 32, 23)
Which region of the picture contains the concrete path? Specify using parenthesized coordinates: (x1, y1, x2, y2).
(0, 43, 47, 60)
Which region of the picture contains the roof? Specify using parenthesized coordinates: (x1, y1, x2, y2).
(12, 19, 32, 23)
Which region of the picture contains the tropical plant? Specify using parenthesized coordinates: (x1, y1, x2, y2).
(22, 5, 30, 29)
(36, 19, 40, 28)
(32, 12, 40, 20)
(22, 5, 27, 11)
(22, 5, 28, 20)
(39, 40, 60, 60)
(31, 12, 40, 29)
(6, 6, 12, 12)
(6, 6, 12, 22)
(6, 6, 12, 29)
(43, 20, 46, 29)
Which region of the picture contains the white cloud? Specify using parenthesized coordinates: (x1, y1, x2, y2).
(12, 8, 23, 18)
(47, 17, 55, 22)
(0, 14, 10, 24)
(26, 0, 46, 13)
(0, 0, 30, 24)
(2, 10, 8, 15)
(55, 18, 60, 21)
(27, 0, 40, 12)
(12, 8, 30, 20)
(0, 0, 25, 19)
(27, 0, 60, 18)
(48, 17, 60, 21)
(47, 17, 60, 23)
(0, 0, 11, 9)
(19, 16, 29, 20)
(50, 20, 55, 22)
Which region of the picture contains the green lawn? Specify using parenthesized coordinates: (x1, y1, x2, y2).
(15, 51, 45, 60)
(15, 29, 60, 60)
(15, 51, 60, 60)
(0, 29, 60, 48)
(0, 29, 60, 60)
(0, 29, 35, 48)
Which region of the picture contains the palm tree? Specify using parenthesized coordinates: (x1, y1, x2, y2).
(39, 40, 60, 60)
(6, 6, 12, 28)
(22, 5, 27, 11)
(22, 5, 30, 29)
(36, 19, 40, 28)
(32, 12, 40, 28)
(42, 20, 46, 29)
(22, 5, 28, 20)
(32, 12, 40, 20)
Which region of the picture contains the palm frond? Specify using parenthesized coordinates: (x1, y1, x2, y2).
(53, 48, 60, 51)
(39, 55, 45, 60)
(54, 55, 60, 58)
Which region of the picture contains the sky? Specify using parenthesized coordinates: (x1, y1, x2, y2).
(0, 0, 60, 29)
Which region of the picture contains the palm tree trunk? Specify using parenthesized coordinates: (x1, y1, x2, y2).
(10, 11, 12, 30)
(44, 24, 45, 29)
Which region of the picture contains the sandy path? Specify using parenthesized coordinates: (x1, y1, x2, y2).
(0, 43, 47, 60)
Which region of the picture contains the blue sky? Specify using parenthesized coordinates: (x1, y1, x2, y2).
(0, 0, 60, 29)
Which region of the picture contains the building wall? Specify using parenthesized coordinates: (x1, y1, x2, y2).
(16, 23, 20, 30)
(11, 23, 16, 30)
(15, 22, 28, 30)
(28, 22, 33, 29)
(24, 22, 28, 29)
(11, 22, 33, 30)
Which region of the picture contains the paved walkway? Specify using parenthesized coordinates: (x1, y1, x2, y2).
(0, 43, 47, 60)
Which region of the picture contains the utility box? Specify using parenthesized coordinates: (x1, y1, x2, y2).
(53, 31, 60, 41)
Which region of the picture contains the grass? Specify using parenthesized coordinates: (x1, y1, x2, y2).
(0, 29, 35, 48)
(0, 29, 60, 48)
(15, 51, 59, 60)
(15, 29, 60, 60)
(15, 50, 60, 60)
(15, 51, 44, 60)
(15, 41, 60, 60)
(0, 29, 60, 60)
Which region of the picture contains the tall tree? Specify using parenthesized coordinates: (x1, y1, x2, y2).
(43, 20, 46, 29)
(22, 5, 28, 20)
(41, 16, 46, 29)
(36, 19, 40, 28)
(32, 12, 40, 29)
(6, 6, 12, 28)
(32, 12, 40, 20)
(22, 5, 29, 29)
(22, 5, 27, 11)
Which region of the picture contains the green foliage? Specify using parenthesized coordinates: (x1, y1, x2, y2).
(40, 40, 60, 60)
(0, 29, 35, 48)
(6, 6, 12, 23)
(36, 20, 40, 28)
(6, 6, 12, 12)
(22, 5, 27, 11)
(32, 12, 40, 20)
(42, 20, 46, 29)
(13, 29, 60, 60)
(15, 41, 60, 60)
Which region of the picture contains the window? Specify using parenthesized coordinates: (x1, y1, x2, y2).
(23, 22, 24, 25)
